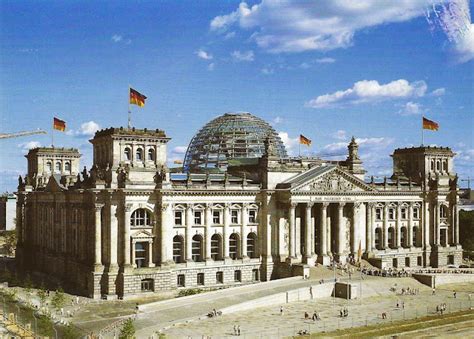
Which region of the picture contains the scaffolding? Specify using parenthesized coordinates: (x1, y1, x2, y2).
(183, 112, 287, 172)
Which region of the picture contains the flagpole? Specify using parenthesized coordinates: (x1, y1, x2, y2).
(421, 117, 424, 146)
(128, 85, 132, 129)
(51, 120, 54, 148)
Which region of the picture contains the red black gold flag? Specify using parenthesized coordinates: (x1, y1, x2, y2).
(130, 88, 147, 107)
(422, 117, 439, 131)
(299, 134, 312, 146)
(53, 117, 66, 132)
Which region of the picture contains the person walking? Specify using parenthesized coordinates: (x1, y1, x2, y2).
(237, 325, 241, 336)
(280, 306, 283, 316)
(309, 286, 313, 299)
(432, 287, 436, 295)
(453, 291, 457, 299)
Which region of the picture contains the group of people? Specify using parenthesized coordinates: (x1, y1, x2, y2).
(339, 307, 349, 318)
(207, 308, 222, 318)
(361, 267, 411, 278)
(304, 310, 321, 321)
(436, 303, 447, 315)
(400, 287, 419, 295)
(413, 268, 473, 274)
(232, 325, 241, 336)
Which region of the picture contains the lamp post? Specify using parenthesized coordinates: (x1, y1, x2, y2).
(32, 310, 38, 338)
(53, 323, 58, 339)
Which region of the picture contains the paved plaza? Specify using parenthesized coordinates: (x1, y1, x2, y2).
(155, 280, 473, 338)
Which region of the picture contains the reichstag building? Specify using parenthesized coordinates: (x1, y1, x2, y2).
(16, 112, 462, 299)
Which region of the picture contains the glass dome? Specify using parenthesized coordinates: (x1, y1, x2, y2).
(184, 112, 287, 172)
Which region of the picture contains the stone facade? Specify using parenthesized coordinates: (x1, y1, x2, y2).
(16, 114, 463, 299)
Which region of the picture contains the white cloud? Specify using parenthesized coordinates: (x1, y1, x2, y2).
(210, 1, 444, 53)
(208, 63, 215, 71)
(306, 79, 428, 108)
(261, 67, 274, 74)
(78, 121, 101, 136)
(431, 88, 446, 96)
(427, 0, 474, 63)
(316, 57, 336, 63)
(172, 146, 188, 154)
(224, 31, 236, 39)
(333, 130, 347, 140)
(278, 131, 299, 156)
(18, 141, 41, 153)
(111, 34, 123, 43)
(273, 116, 283, 124)
(399, 101, 422, 115)
(231, 50, 255, 62)
(196, 48, 213, 60)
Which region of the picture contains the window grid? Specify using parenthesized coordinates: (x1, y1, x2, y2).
(194, 211, 202, 225)
(131, 209, 152, 227)
(192, 235, 203, 262)
(248, 210, 257, 223)
(175, 211, 183, 225)
(213, 211, 221, 224)
(229, 234, 239, 259)
(231, 210, 239, 224)
(173, 236, 184, 263)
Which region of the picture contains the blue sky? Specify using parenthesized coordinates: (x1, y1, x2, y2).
(0, 0, 473, 192)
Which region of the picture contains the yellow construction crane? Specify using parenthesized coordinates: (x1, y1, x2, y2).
(0, 129, 47, 139)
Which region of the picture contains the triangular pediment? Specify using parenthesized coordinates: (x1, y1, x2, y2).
(285, 165, 374, 193)
(44, 175, 67, 192)
(131, 230, 154, 239)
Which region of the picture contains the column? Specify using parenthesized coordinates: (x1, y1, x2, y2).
(366, 203, 373, 252)
(304, 202, 313, 258)
(223, 203, 230, 258)
(407, 203, 413, 247)
(289, 202, 296, 258)
(351, 203, 360, 253)
(383, 204, 388, 249)
(327, 211, 332, 254)
(131, 239, 136, 266)
(110, 205, 118, 268)
(148, 240, 155, 267)
(435, 202, 441, 245)
(94, 204, 103, 266)
(337, 202, 345, 255)
(160, 203, 173, 265)
(241, 204, 248, 258)
(455, 203, 459, 244)
(205, 204, 212, 260)
(396, 204, 401, 248)
(124, 204, 132, 266)
(320, 203, 328, 255)
(423, 201, 430, 249)
(186, 204, 193, 262)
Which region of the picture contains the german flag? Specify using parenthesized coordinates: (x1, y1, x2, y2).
(423, 116, 439, 131)
(53, 117, 66, 132)
(130, 88, 147, 107)
(299, 134, 311, 146)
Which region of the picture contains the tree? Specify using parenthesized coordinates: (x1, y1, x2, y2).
(62, 324, 81, 339)
(24, 274, 33, 294)
(51, 288, 66, 311)
(459, 210, 474, 257)
(37, 284, 47, 307)
(119, 318, 135, 339)
(3, 230, 17, 256)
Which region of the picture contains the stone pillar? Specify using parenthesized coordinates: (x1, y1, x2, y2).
(455, 203, 459, 244)
(351, 203, 361, 254)
(124, 204, 132, 267)
(366, 203, 373, 252)
(435, 202, 440, 245)
(160, 203, 173, 265)
(383, 204, 388, 249)
(223, 203, 230, 259)
(408, 203, 413, 247)
(396, 204, 401, 248)
(205, 204, 212, 260)
(320, 203, 328, 255)
(131, 239, 136, 266)
(288, 202, 296, 259)
(304, 202, 315, 265)
(337, 202, 346, 255)
(94, 204, 103, 268)
(148, 240, 155, 267)
(109, 205, 119, 269)
(241, 204, 248, 259)
(186, 205, 193, 262)
(327, 212, 332, 254)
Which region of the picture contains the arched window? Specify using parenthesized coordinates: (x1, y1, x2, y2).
(55, 162, 62, 173)
(375, 228, 382, 250)
(136, 148, 143, 161)
(229, 233, 240, 259)
(173, 235, 184, 263)
(46, 161, 52, 172)
(124, 147, 131, 161)
(431, 159, 435, 171)
(147, 148, 155, 161)
(413, 227, 419, 247)
(192, 235, 203, 262)
(211, 234, 222, 260)
(131, 209, 153, 227)
(436, 160, 440, 171)
(64, 162, 71, 173)
(135, 242, 147, 268)
(247, 233, 257, 258)
(388, 227, 395, 248)
(401, 227, 408, 247)
(443, 160, 448, 172)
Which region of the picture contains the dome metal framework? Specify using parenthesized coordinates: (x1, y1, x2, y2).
(183, 112, 287, 172)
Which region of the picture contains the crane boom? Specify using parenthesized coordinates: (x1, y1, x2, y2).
(0, 129, 47, 139)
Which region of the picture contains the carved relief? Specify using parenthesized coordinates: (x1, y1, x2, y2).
(308, 172, 359, 192)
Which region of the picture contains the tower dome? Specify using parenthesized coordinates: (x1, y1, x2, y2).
(183, 112, 287, 172)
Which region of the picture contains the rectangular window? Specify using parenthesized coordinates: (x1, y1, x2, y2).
(197, 273, 205, 286)
(135, 242, 147, 268)
(401, 208, 407, 220)
(375, 208, 382, 220)
(252, 269, 259, 281)
(141, 279, 154, 292)
(231, 210, 239, 224)
(194, 211, 202, 225)
(213, 210, 221, 224)
(175, 211, 183, 225)
(216, 271, 224, 284)
(248, 210, 257, 223)
(177, 274, 185, 287)
(388, 208, 395, 220)
(413, 208, 419, 219)
(234, 270, 241, 282)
